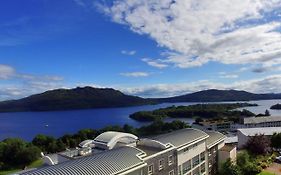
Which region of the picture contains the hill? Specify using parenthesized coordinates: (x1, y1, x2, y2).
(157, 89, 281, 102)
(0, 87, 153, 112)
(0, 88, 280, 112)
(270, 103, 281, 110)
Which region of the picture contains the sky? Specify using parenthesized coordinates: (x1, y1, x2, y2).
(1, 0, 281, 100)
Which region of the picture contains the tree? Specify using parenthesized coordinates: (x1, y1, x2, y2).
(219, 159, 240, 175)
(265, 109, 270, 116)
(271, 132, 281, 149)
(236, 152, 261, 175)
(0, 138, 41, 170)
(32, 134, 62, 153)
(244, 134, 271, 155)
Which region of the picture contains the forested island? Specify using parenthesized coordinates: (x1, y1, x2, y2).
(129, 103, 257, 122)
(270, 103, 281, 110)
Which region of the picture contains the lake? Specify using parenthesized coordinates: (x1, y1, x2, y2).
(1, 100, 281, 141)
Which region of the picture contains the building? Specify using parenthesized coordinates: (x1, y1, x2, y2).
(192, 120, 234, 132)
(21, 129, 228, 175)
(242, 116, 281, 128)
(218, 144, 237, 167)
(237, 127, 281, 148)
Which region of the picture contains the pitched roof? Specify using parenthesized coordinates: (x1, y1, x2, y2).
(244, 116, 281, 124)
(238, 127, 281, 136)
(152, 128, 208, 148)
(22, 146, 145, 175)
(205, 131, 226, 148)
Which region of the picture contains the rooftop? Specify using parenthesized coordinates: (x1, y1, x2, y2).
(22, 146, 145, 175)
(93, 131, 138, 150)
(152, 128, 209, 148)
(238, 127, 281, 136)
(205, 131, 226, 148)
(244, 116, 281, 124)
(220, 144, 236, 152)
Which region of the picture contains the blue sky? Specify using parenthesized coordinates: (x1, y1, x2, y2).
(1, 0, 281, 100)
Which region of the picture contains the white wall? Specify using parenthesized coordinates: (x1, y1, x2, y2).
(237, 131, 249, 149)
(177, 140, 206, 165)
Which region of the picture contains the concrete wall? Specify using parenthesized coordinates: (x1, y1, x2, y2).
(177, 140, 207, 175)
(218, 146, 237, 168)
(237, 130, 249, 149)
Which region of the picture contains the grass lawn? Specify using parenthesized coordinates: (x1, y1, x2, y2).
(0, 159, 43, 175)
(258, 171, 277, 175)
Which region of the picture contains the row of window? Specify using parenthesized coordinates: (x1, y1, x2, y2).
(183, 141, 202, 153)
(148, 155, 174, 175)
(179, 164, 205, 175)
(179, 151, 205, 175)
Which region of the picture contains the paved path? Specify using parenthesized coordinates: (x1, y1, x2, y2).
(265, 163, 281, 175)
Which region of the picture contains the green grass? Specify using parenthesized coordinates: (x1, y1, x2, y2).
(258, 171, 276, 175)
(0, 159, 43, 175)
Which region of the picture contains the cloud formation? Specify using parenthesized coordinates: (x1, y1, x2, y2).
(121, 75, 281, 97)
(99, 0, 281, 68)
(141, 58, 168, 69)
(121, 50, 136, 55)
(0, 64, 15, 79)
(120, 71, 150, 77)
(0, 64, 64, 100)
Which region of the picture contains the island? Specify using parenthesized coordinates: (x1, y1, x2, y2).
(129, 103, 257, 122)
(270, 103, 281, 110)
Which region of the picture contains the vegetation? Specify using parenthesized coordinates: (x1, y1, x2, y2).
(271, 132, 281, 149)
(0, 120, 188, 172)
(1, 88, 281, 112)
(244, 134, 271, 155)
(270, 103, 281, 110)
(219, 151, 276, 175)
(0, 138, 41, 171)
(130, 103, 257, 122)
(256, 109, 271, 117)
(157, 89, 281, 103)
(0, 87, 154, 112)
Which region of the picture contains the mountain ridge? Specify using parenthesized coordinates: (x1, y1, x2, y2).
(0, 87, 280, 112)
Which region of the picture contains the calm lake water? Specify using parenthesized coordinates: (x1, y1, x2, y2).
(1, 100, 281, 141)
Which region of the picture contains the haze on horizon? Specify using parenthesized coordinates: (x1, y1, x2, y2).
(1, 0, 281, 100)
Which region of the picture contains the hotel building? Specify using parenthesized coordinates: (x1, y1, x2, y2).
(21, 128, 230, 175)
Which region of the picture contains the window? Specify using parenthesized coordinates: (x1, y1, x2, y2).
(201, 164, 206, 173)
(200, 152, 205, 162)
(192, 155, 200, 167)
(148, 164, 154, 175)
(168, 155, 174, 165)
(169, 170, 174, 175)
(159, 159, 164, 170)
(182, 160, 191, 174)
(192, 167, 200, 175)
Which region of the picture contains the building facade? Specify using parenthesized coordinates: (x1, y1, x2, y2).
(21, 129, 227, 175)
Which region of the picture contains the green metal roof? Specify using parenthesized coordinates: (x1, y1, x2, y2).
(22, 146, 145, 175)
(205, 131, 226, 148)
(152, 128, 209, 148)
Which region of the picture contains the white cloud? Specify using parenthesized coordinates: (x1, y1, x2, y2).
(121, 50, 136, 55)
(218, 72, 239, 79)
(141, 58, 168, 69)
(73, 0, 86, 7)
(99, 0, 281, 68)
(120, 71, 150, 77)
(120, 74, 281, 97)
(0, 64, 15, 79)
(0, 64, 64, 100)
